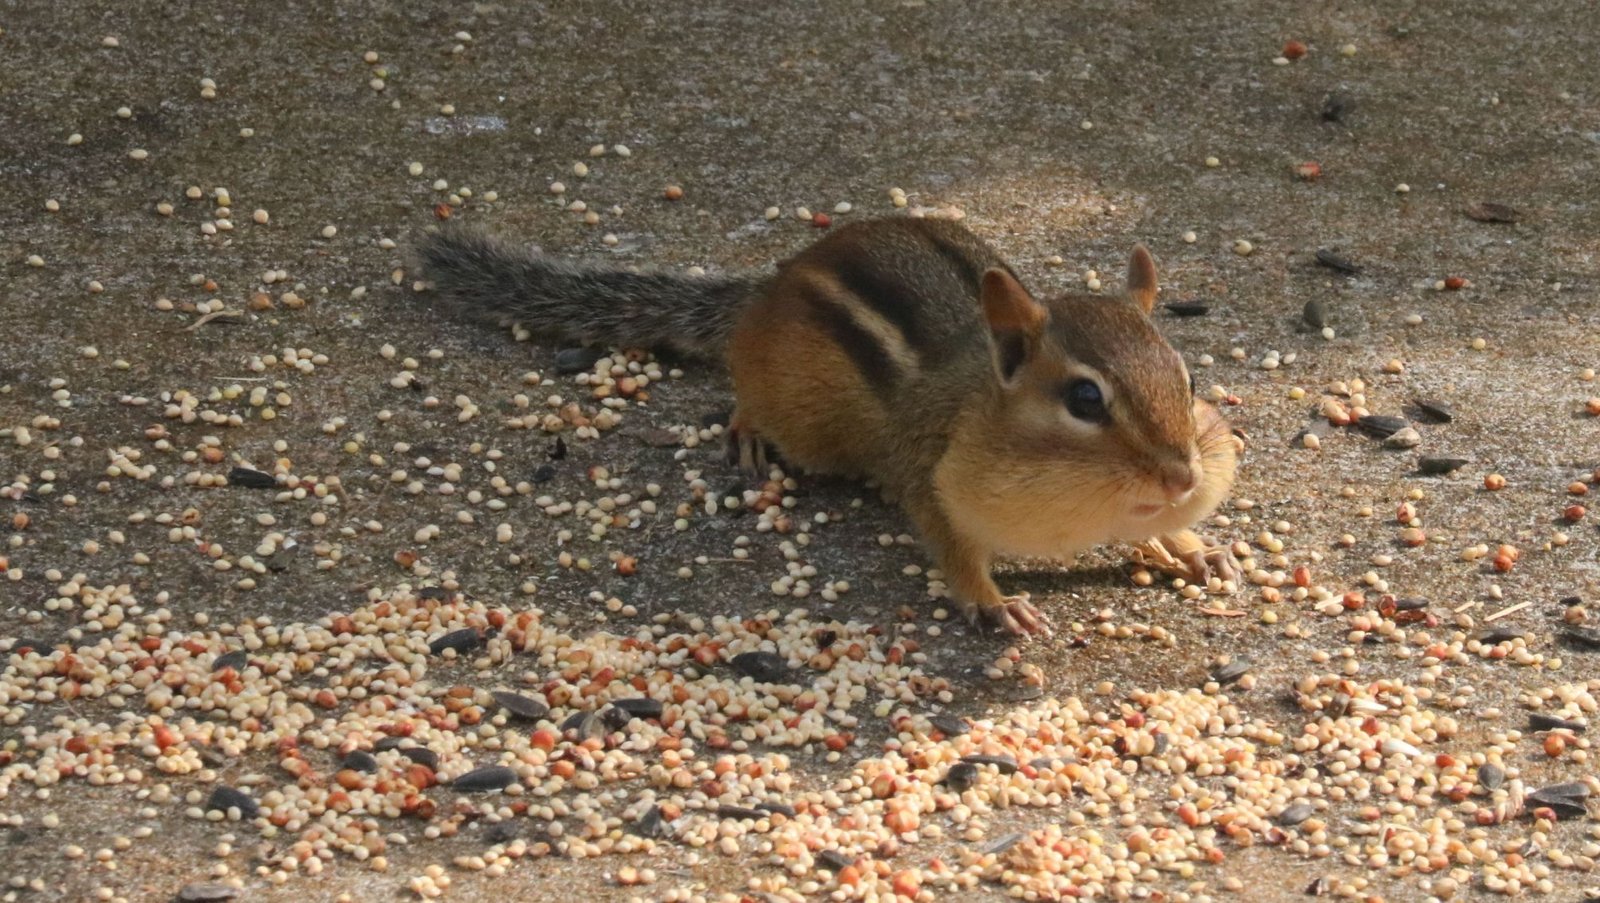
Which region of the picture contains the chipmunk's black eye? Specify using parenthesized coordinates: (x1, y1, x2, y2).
(1064, 379, 1109, 423)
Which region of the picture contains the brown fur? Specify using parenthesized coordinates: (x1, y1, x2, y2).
(418, 216, 1241, 635)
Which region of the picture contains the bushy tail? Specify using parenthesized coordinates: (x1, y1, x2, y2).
(413, 227, 768, 356)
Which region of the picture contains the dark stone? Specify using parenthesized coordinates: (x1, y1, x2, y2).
(1302, 298, 1328, 329)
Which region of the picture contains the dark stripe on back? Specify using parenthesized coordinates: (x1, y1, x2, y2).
(802, 286, 900, 393)
(829, 255, 931, 354)
(919, 229, 987, 296)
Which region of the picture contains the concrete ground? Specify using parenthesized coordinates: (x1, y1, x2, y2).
(1, 1, 1598, 900)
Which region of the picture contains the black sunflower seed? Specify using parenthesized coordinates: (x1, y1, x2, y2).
(1393, 597, 1430, 612)
(716, 805, 767, 821)
(608, 697, 662, 721)
(817, 849, 854, 871)
(343, 750, 380, 773)
(452, 765, 517, 792)
(929, 714, 969, 737)
(961, 754, 1018, 775)
(757, 802, 797, 818)
(554, 347, 602, 374)
(1529, 713, 1585, 733)
(398, 746, 439, 771)
(731, 650, 789, 683)
(212, 650, 248, 672)
(428, 628, 481, 656)
(490, 691, 549, 722)
(205, 786, 259, 819)
(1353, 415, 1409, 439)
(944, 762, 980, 792)
(1477, 762, 1505, 791)
(1210, 659, 1252, 685)
(226, 466, 277, 489)
(532, 463, 556, 484)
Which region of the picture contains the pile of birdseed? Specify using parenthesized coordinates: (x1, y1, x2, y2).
(2, 570, 1597, 901)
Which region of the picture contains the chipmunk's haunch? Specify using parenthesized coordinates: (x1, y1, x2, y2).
(417, 217, 1242, 635)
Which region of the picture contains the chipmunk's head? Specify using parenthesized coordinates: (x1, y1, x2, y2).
(968, 246, 1238, 538)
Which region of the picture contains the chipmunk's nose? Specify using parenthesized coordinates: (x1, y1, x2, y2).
(1158, 457, 1201, 503)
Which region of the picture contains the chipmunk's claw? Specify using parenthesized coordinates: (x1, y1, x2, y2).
(974, 593, 1052, 638)
(1133, 533, 1240, 589)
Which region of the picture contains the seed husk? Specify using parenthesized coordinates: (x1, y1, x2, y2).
(490, 690, 549, 722)
(630, 806, 669, 838)
(1210, 658, 1252, 686)
(1464, 202, 1521, 224)
(178, 884, 241, 901)
(1412, 398, 1455, 423)
(226, 466, 277, 489)
(451, 765, 517, 792)
(1276, 802, 1315, 826)
(1560, 624, 1600, 650)
(1162, 300, 1210, 317)
(1353, 415, 1409, 439)
(1529, 713, 1586, 733)
(1477, 762, 1505, 791)
(1314, 249, 1360, 275)
(1417, 456, 1469, 475)
(981, 832, 1025, 855)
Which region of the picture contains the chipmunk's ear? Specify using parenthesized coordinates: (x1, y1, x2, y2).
(1126, 245, 1158, 314)
(980, 268, 1048, 383)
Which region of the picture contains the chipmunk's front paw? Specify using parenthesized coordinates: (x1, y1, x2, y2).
(1133, 532, 1240, 589)
(970, 593, 1052, 638)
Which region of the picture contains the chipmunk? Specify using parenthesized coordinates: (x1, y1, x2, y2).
(416, 216, 1242, 636)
